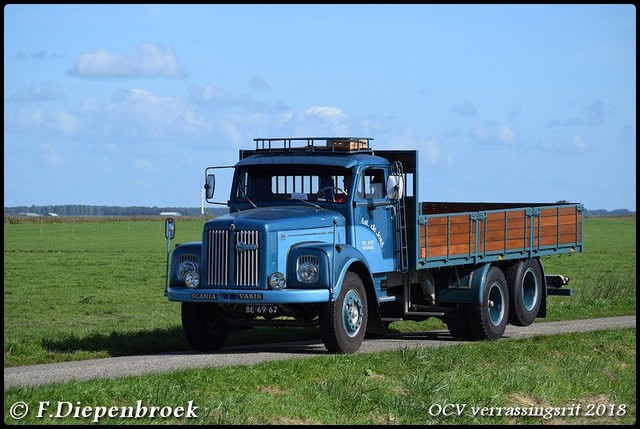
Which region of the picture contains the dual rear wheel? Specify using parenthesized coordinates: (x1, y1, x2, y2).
(445, 260, 543, 341)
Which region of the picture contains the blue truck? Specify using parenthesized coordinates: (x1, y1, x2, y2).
(163, 137, 583, 353)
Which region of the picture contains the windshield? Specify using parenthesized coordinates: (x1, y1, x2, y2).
(234, 165, 352, 205)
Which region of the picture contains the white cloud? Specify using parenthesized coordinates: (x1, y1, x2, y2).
(386, 130, 444, 165)
(6, 81, 65, 103)
(39, 143, 64, 167)
(54, 110, 80, 134)
(104, 88, 213, 138)
(10, 107, 80, 135)
(189, 83, 288, 113)
(190, 83, 228, 104)
(573, 134, 587, 150)
(67, 43, 185, 80)
(471, 123, 517, 145)
(498, 125, 516, 144)
(303, 106, 347, 121)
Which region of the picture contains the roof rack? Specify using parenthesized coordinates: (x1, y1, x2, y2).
(252, 137, 373, 153)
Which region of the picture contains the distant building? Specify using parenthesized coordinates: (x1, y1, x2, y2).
(18, 212, 40, 217)
(45, 213, 59, 217)
(160, 212, 181, 216)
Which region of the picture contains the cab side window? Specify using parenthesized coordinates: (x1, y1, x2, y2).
(357, 169, 385, 199)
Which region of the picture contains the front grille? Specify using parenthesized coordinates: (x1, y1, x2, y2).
(207, 230, 229, 286)
(207, 229, 260, 287)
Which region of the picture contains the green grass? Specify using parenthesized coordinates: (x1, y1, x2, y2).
(541, 217, 636, 320)
(3, 329, 635, 424)
(3, 216, 636, 425)
(3, 216, 636, 367)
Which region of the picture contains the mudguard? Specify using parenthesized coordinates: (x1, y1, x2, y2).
(437, 259, 549, 316)
(168, 241, 202, 286)
(287, 241, 386, 335)
(437, 262, 492, 304)
(287, 241, 375, 300)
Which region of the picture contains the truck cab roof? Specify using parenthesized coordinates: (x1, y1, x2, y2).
(237, 137, 391, 169)
(236, 152, 390, 169)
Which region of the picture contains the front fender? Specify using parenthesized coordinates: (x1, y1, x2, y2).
(286, 242, 374, 301)
(330, 245, 375, 299)
(168, 241, 202, 286)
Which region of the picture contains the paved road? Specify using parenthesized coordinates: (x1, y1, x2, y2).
(4, 315, 635, 390)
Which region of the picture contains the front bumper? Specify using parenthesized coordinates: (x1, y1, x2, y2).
(167, 287, 330, 304)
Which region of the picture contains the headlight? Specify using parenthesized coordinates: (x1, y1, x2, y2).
(184, 270, 200, 289)
(297, 256, 319, 283)
(269, 272, 286, 289)
(178, 260, 198, 281)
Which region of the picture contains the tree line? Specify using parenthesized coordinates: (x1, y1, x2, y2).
(3, 205, 228, 217)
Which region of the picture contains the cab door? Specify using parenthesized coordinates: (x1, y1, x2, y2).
(353, 167, 395, 274)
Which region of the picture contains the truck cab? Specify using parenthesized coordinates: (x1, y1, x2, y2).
(166, 138, 409, 353)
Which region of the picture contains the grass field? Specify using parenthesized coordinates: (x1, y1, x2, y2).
(3, 216, 636, 425)
(3, 216, 636, 367)
(4, 329, 636, 424)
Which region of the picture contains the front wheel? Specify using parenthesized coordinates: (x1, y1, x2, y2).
(320, 272, 368, 353)
(181, 302, 230, 351)
(466, 266, 509, 340)
(444, 306, 474, 340)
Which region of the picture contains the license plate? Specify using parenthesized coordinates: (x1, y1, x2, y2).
(245, 305, 279, 315)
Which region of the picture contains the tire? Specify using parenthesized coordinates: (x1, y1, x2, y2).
(466, 266, 509, 340)
(320, 272, 368, 354)
(504, 259, 543, 327)
(444, 306, 474, 340)
(181, 302, 230, 351)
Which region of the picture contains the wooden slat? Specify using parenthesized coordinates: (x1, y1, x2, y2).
(420, 205, 581, 261)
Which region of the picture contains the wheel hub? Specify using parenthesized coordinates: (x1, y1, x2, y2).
(343, 290, 363, 337)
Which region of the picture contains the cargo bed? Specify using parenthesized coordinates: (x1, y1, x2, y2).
(417, 202, 584, 269)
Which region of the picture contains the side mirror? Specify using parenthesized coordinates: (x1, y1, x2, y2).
(164, 217, 175, 240)
(387, 175, 404, 200)
(205, 174, 216, 199)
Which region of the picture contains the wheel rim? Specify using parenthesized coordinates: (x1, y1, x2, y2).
(487, 282, 505, 326)
(342, 289, 363, 337)
(522, 268, 539, 311)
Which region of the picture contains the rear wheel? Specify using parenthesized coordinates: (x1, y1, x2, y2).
(505, 259, 543, 326)
(320, 272, 368, 353)
(466, 267, 509, 340)
(181, 302, 230, 351)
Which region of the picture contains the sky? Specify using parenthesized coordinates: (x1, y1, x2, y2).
(4, 4, 636, 211)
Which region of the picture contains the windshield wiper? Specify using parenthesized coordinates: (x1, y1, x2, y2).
(290, 197, 322, 210)
(239, 186, 258, 209)
(289, 192, 321, 209)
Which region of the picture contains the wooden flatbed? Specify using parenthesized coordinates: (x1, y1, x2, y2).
(418, 202, 584, 269)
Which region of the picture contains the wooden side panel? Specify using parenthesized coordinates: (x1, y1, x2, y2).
(420, 213, 475, 258)
(536, 206, 583, 247)
(479, 210, 530, 253)
(419, 204, 583, 263)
